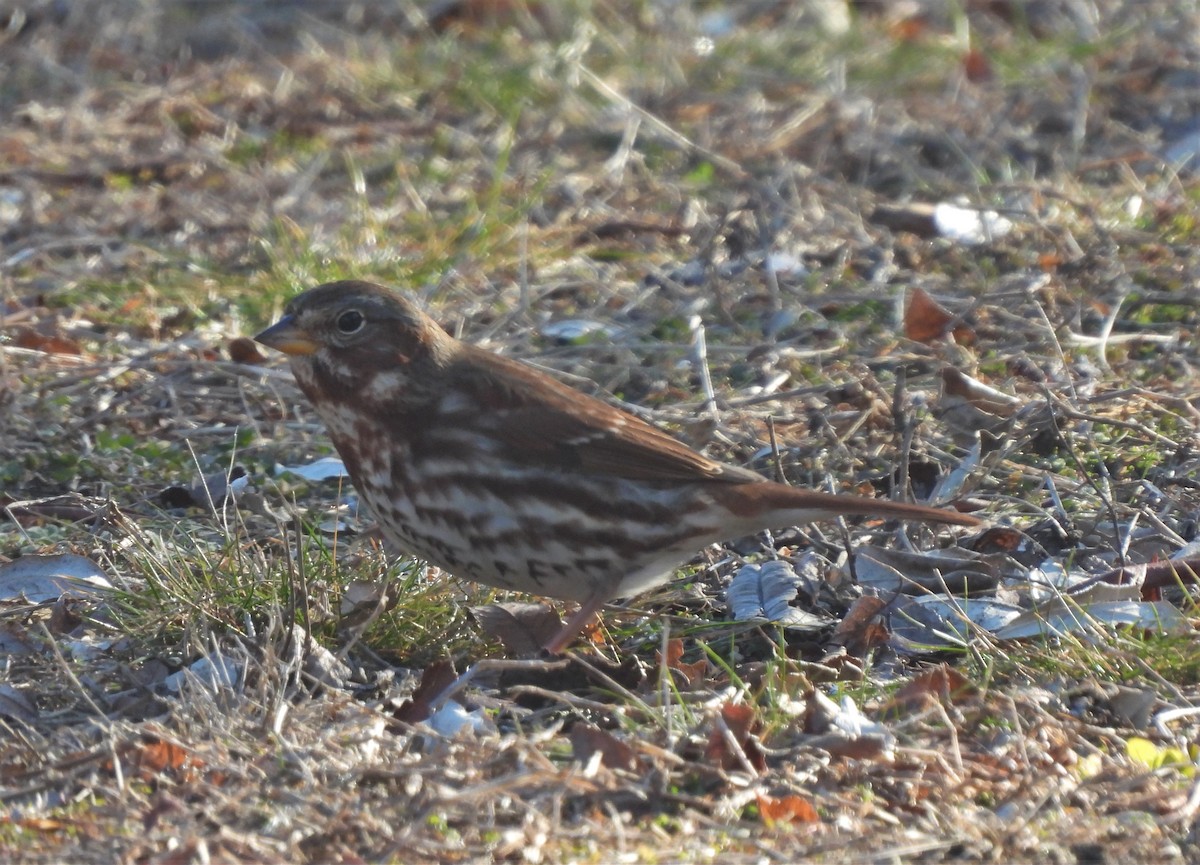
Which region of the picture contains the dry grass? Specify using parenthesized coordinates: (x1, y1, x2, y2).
(4, 1, 1200, 861)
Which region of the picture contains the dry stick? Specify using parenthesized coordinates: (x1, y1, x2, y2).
(426, 658, 571, 715)
(1039, 381, 1126, 568)
(892, 365, 913, 504)
(1025, 280, 1079, 403)
(1077, 278, 1138, 370)
(1025, 284, 1131, 560)
(577, 65, 747, 180)
(37, 622, 125, 795)
(711, 710, 760, 779)
(765, 416, 786, 484)
(1048, 396, 1179, 449)
(658, 618, 675, 748)
(688, 315, 719, 422)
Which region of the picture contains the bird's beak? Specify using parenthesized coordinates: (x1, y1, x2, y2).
(254, 315, 319, 356)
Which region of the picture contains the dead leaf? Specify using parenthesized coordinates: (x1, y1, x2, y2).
(570, 723, 640, 772)
(159, 466, 249, 510)
(962, 49, 992, 82)
(705, 703, 767, 773)
(0, 623, 37, 655)
(803, 732, 893, 760)
(12, 325, 82, 355)
(885, 665, 977, 716)
(756, 793, 819, 826)
(427, 0, 552, 33)
(0, 683, 37, 723)
(393, 659, 458, 725)
(888, 14, 929, 41)
(0, 553, 114, 602)
(18, 818, 67, 832)
(870, 201, 938, 237)
(227, 336, 267, 364)
(116, 737, 204, 782)
(656, 638, 708, 685)
(472, 602, 564, 656)
(941, 368, 1022, 418)
(340, 580, 396, 628)
(829, 596, 889, 658)
(726, 560, 831, 630)
(905, 286, 964, 344)
(889, 595, 1021, 653)
(853, 545, 1002, 595)
(48, 596, 84, 634)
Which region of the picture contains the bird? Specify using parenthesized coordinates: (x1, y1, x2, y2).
(255, 280, 981, 654)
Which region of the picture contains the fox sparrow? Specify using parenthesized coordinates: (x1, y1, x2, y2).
(256, 281, 980, 653)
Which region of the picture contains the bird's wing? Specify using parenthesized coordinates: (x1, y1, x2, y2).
(445, 348, 763, 484)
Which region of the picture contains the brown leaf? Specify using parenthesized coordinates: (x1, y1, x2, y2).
(339, 579, 397, 628)
(940, 368, 1021, 418)
(885, 665, 976, 716)
(904, 286, 956, 344)
(1038, 252, 1062, 272)
(47, 597, 83, 634)
(962, 49, 992, 83)
(12, 325, 82, 355)
(971, 526, 1041, 561)
(830, 596, 889, 658)
(472, 602, 564, 656)
(705, 703, 767, 773)
(393, 659, 458, 725)
(228, 336, 267, 364)
(428, 0, 551, 33)
(804, 732, 892, 760)
(569, 722, 640, 772)
(869, 202, 938, 238)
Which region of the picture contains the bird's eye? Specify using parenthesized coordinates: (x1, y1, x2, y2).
(335, 309, 365, 334)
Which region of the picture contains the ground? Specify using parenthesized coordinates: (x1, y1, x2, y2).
(3, 1, 1200, 862)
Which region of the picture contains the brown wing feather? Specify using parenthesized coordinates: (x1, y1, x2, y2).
(447, 346, 763, 483)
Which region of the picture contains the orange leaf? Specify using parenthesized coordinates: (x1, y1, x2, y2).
(136, 740, 192, 773)
(889, 15, 928, 41)
(705, 703, 767, 772)
(1038, 252, 1062, 272)
(115, 737, 205, 782)
(656, 638, 708, 685)
(657, 637, 685, 667)
(20, 818, 67, 832)
(757, 793, 819, 826)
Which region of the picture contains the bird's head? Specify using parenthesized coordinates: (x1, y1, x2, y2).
(254, 280, 454, 407)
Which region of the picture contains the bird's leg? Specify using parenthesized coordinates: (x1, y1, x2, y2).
(542, 593, 609, 655)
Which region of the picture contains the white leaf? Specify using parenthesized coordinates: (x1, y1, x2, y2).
(933, 202, 1013, 245)
(726, 560, 830, 629)
(540, 319, 614, 342)
(164, 652, 242, 694)
(0, 554, 113, 602)
(276, 457, 349, 481)
(428, 702, 491, 738)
